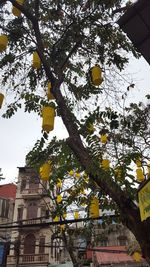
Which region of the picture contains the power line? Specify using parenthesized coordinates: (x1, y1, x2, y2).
(0, 214, 119, 229)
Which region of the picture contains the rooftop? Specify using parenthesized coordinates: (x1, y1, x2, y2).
(0, 183, 16, 200)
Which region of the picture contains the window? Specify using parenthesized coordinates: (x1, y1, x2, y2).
(20, 179, 26, 191)
(29, 175, 39, 189)
(17, 207, 23, 221)
(27, 202, 37, 219)
(24, 234, 35, 254)
(39, 236, 45, 254)
(0, 199, 9, 218)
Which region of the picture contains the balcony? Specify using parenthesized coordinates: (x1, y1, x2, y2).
(7, 253, 49, 266)
(21, 188, 48, 198)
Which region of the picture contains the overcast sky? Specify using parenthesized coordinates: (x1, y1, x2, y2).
(0, 56, 150, 184)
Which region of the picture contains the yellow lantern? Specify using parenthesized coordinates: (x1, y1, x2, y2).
(115, 167, 122, 180)
(60, 224, 65, 231)
(0, 93, 4, 108)
(12, 0, 25, 17)
(101, 159, 110, 170)
(75, 172, 80, 179)
(56, 178, 62, 188)
(89, 197, 99, 218)
(56, 194, 62, 204)
(74, 211, 79, 220)
(133, 251, 141, 262)
(135, 159, 142, 167)
(100, 134, 107, 144)
(68, 170, 74, 176)
(0, 35, 8, 52)
(32, 51, 41, 69)
(136, 168, 144, 182)
(62, 212, 67, 219)
(47, 82, 55, 100)
(42, 106, 55, 132)
(39, 162, 51, 181)
(53, 216, 59, 222)
(90, 65, 103, 86)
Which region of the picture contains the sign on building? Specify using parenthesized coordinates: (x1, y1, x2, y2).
(138, 179, 150, 221)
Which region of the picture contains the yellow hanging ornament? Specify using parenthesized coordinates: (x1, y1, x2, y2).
(74, 211, 79, 220)
(53, 216, 59, 222)
(115, 167, 122, 180)
(12, 0, 25, 17)
(56, 194, 62, 204)
(39, 162, 51, 181)
(47, 82, 55, 100)
(0, 93, 4, 108)
(100, 134, 107, 144)
(136, 168, 144, 182)
(132, 251, 142, 262)
(68, 170, 74, 176)
(32, 51, 41, 69)
(0, 35, 8, 52)
(60, 224, 65, 231)
(101, 159, 110, 170)
(90, 65, 103, 86)
(135, 159, 142, 167)
(62, 212, 67, 219)
(42, 106, 55, 132)
(75, 172, 80, 179)
(89, 197, 99, 218)
(56, 178, 62, 188)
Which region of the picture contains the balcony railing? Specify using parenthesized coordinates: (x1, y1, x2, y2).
(7, 253, 49, 264)
(21, 188, 48, 197)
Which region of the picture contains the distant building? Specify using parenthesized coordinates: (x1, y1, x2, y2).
(7, 167, 69, 267)
(0, 183, 16, 241)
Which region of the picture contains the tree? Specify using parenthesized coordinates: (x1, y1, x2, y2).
(0, 0, 150, 263)
(0, 168, 4, 181)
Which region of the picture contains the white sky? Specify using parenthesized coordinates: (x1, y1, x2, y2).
(0, 56, 150, 184)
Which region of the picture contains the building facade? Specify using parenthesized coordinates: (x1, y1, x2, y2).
(7, 167, 69, 267)
(0, 183, 16, 242)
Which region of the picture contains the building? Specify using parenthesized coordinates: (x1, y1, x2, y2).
(7, 167, 69, 267)
(0, 183, 16, 241)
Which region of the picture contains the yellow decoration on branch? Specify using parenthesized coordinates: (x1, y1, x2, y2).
(53, 216, 59, 222)
(42, 106, 55, 132)
(0, 93, 4, 108)
(100, 134, 107, 144)
(75, 172, 80, 178)
(12, 0, 25, 17)
(135, 159, 142, 167)
(68, 170, 74, 176)
(56, 178, 62, 188)
(47, 82, 55, 100)
(39, 162, 51, 181)
(136, 168, 144, 182)
(89, 197, 99, 218)
(62, 212, 67, 219)
(0, 35, 8, 52)
(74, 211, 79, 220)
(147, 164, 150, 175)
(133, 251, 142, 262)
(90, 65, 103, 86)
(101, 159, 110, 170)
(32, 51, 41, 69)
(56, 194, 62, 204)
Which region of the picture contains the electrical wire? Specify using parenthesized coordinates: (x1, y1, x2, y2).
(0, 214, 119, 229)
